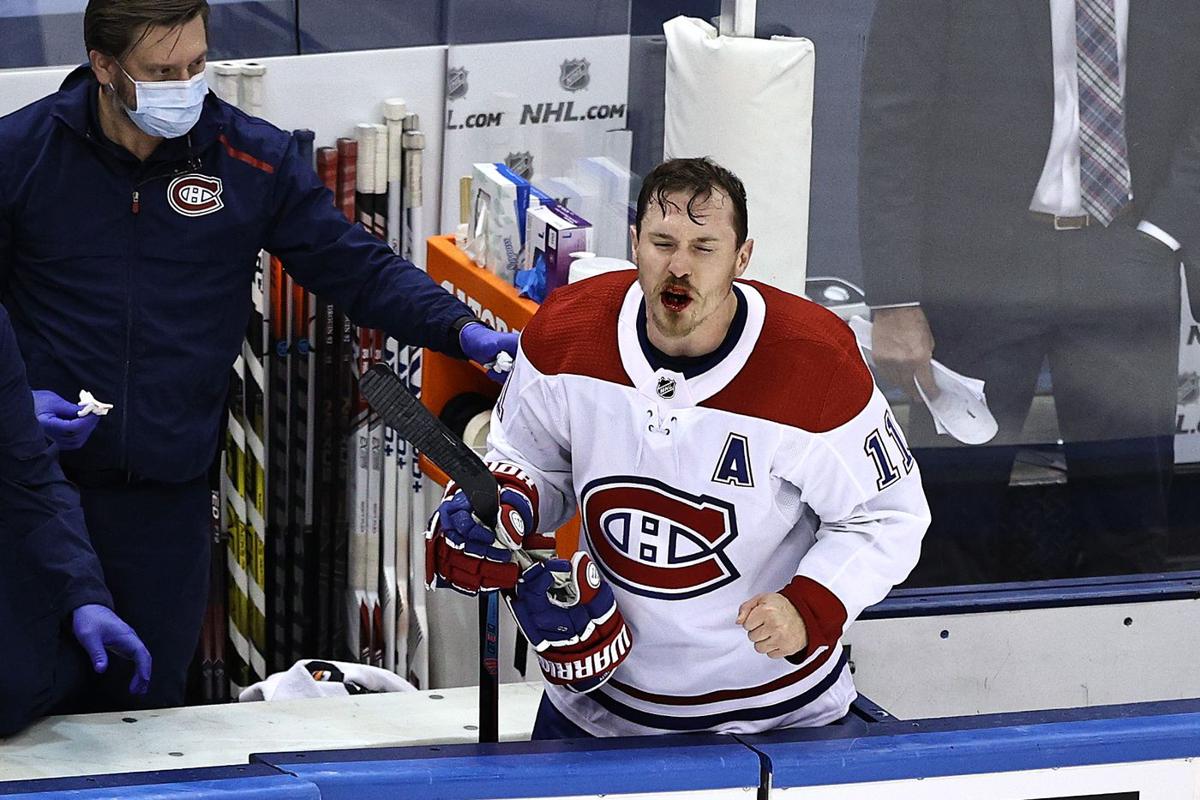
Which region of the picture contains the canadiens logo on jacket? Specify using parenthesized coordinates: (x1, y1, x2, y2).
(167, 173, 224, 217)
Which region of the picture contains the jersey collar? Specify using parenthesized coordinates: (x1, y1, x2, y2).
(617, 279, 765, 406)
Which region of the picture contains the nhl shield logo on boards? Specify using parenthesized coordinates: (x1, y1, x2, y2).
(168, 174, 224, 217)
(656, 376, 676, 399)
(447, 66, 469, 101)
(559, 58, 590, 93)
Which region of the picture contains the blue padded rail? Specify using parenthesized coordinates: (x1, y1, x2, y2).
(867, 571, 1200, 618)
(745, 699, 1200, 788)
(0, 763, 319, 799)
(255, 734, 762, 800)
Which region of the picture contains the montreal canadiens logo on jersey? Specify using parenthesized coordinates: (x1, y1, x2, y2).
(168, 174, 224, 217)
(581, 476, 740, 600)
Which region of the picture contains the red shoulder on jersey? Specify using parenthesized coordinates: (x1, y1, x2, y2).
(521, 270, 636, 385)
(703, 281, 873, 432)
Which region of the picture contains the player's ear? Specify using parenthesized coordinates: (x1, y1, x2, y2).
(735, 238, 753, 277)
(628, 224, 639, 265)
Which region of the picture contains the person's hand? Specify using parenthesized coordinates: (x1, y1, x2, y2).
(870, 307, 937, 400)
(71, 604, 152, 695)
(459, 322, 518, 382)
(33, 390, 101, 450)
(737, 593, 808, 659)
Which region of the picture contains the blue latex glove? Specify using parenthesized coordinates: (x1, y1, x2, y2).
(33, 390, 101, 450)
(459, 322, 518, 382)
(71, 604, 152, 695)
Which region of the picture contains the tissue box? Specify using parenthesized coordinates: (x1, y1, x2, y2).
(526, 204, 593, 295)
(467, 163, 534, 284)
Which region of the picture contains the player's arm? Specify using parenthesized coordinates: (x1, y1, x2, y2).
(260, 133, 477, 357)
(425, 344, 575, 594)
(425, 347, 629, 690)
(769, 357, 930, 663)
(485, 342, 577, 529)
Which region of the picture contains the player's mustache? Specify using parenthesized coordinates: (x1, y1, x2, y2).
(658, 279, 692, 294)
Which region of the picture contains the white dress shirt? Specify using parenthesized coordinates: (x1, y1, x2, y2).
(1030, 0, 1179, 249)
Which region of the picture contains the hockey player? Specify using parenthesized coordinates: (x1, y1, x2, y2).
(0, 0, 513, 719)
(427, 157, 931, 737)
(0, 304, 153, 736)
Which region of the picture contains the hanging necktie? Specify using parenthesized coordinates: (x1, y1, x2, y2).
(1076, 0, 1131, 225)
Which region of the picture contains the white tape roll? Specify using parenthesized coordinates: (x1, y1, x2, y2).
(461, 409, 492, 457)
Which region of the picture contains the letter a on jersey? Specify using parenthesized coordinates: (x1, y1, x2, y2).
(712, 433, 754, 488)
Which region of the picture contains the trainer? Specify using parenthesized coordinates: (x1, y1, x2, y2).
(0, 0, 513, 720)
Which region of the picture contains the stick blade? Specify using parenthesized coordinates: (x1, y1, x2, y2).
(358, 364, 498, 525)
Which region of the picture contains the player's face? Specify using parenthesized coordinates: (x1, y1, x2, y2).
(632, 188, 753, 356)
(92, 16, 208, 109)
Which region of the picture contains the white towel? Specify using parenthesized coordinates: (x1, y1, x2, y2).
(238, 659, 416, 702)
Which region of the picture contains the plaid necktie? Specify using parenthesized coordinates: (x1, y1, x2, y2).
(1076, 0, 1131, 225)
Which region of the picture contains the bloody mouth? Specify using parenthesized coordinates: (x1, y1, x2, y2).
(661, 287, 691, 312)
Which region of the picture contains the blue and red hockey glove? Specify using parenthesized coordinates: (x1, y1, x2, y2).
(425, 461, 554, 595)
(506, 552, 633, 694)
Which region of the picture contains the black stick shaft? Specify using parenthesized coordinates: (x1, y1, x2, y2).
(358, 363, 500, 742)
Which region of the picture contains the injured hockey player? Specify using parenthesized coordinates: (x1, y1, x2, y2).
(425, 157, 931, 738)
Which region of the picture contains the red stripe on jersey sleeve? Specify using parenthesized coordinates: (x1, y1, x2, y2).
(702, 281, 873, 432)
(521, 270, 637, 385)
(778, 575, 849, 662)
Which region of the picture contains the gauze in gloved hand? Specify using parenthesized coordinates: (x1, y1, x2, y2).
(33, 389, 102, 450)
(459, 321, 518, 382)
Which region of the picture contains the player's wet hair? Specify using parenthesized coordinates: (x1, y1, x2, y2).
(636, 157, 749, 247)
(85, 0, 210, 59)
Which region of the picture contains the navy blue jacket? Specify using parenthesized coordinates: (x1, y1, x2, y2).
(0, 303, 110, 617)
(0, 66, 473, 482)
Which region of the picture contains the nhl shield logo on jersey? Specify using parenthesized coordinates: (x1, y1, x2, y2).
(656, 376, 676, 399)
(580, 476, 740, 600)
(168, 174, 224, 217)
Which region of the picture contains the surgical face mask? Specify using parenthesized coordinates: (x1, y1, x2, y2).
(114, 63, 208, 139)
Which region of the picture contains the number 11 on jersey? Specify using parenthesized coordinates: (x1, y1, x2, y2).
(864, 410, 914, 490)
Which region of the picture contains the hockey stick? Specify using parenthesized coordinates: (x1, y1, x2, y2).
(358, 363, 508, 743)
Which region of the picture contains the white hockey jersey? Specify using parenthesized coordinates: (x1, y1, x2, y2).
(489, 271, 930, 736)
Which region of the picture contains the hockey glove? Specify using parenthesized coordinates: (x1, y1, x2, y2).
(507, 552, 632, 693)
(33, 390, 101, 450)
(425, 461, 554, 595)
